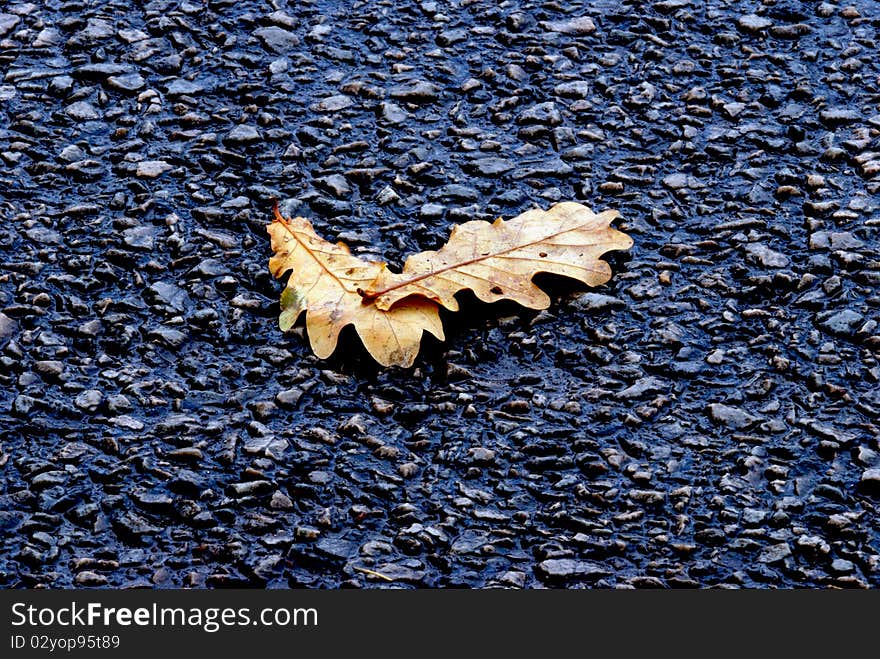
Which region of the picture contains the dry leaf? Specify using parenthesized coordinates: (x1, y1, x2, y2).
(268, 201, 631, 367)
(362, 201, 633, 311)
(267, 205, 444, 367)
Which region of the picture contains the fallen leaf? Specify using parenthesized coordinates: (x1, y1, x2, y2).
(362, 201, 632, 311)
(268, 201, 631, 367)
(267, 205, 444, 367)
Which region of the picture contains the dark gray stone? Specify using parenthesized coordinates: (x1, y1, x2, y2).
(254, 26, 300, 53)
(390, 80, 440, 104)
(707, 404, 760, 429)
(225, 125, 262, 145)
(65, 101, 99, 121)
(539, 17, 596, 35)
(464, 157, 514, 176)
(0, 13, 20, 37)
(537, 559, 609, 582)
(818, 310, 865, 337)
(517, 102, 562, 126)
(107, 73, 145, 92)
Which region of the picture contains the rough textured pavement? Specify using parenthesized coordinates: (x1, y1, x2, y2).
(1, 0, 879, 588)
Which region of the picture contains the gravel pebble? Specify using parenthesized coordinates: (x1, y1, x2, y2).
(539, 17, 596, 35)
(738, 14, 773, 32)
(707, 404, 760, 429)
(136, 160, 172, 178)
(65, 101, 99, 121)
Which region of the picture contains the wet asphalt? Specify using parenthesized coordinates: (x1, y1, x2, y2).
(0, 0, 879, 587)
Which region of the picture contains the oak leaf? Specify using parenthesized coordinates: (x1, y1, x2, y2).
(267, 205, 444, 368)
(268, 201, 631, 367)
(361, 201, 633, 311)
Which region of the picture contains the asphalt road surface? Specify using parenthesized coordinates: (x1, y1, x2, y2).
(1, 0, 878, 588)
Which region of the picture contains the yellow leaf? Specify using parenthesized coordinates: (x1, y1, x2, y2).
(267, 205, 444, 367)
(362, 201, 633, 311)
